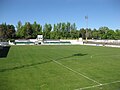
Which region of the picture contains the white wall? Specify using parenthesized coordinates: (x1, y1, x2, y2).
(60, 39, 83, 45)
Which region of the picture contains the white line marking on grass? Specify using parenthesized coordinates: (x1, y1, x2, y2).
(93, 54, 120, 58)
(75, 80, 120, 90)
(40, 84, 47, 88)
(52, 60, 102, 85)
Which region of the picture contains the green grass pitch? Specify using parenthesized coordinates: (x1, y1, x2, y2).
(0, 45, 120, 90)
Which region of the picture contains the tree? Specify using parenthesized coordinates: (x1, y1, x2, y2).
(61, 23, 66, 38)
(55, 23, 62, 39)
(70, 23, 77, 39)
(80, 28, 86, 39)
(98, 27, 109, 39)
(92, 29, 99, 39)
(6, 25, 16, 39)
(0, 23, 16, 41)
(106, 30, 115, 39)
(1, 21, 119, 40)
(43, 24, 52, 39)
(16, 21, 43, 39)
(25, 22, 33, 38)
(16, 21, 24, 38)
(32, 21, 42, 38)
(66, 22, 71, 38)
(115, 29, 120, 39)
(87, 28, 92, 39)
(16, 21, 22, 37)
(0, 23, 7, 41)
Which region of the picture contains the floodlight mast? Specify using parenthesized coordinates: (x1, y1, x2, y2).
(85, 16, 88, 42)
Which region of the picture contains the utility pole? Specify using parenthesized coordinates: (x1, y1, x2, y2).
(85, 16, 88, 42)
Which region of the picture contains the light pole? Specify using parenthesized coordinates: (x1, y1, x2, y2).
(85, 16, 88, 42)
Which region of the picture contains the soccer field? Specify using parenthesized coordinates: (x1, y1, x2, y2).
(0, 45, 120, 90)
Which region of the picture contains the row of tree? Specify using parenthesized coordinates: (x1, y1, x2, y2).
(0, 21, 120, 41)
(80, 27, 120, 40)
(16, 21, 42, 39)
(16, 21, 78, 39)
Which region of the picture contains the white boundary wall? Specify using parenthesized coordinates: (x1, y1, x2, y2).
(60, 38, 83, 45)
(86, 40, 120, 43)
(83, 39, 120, 48)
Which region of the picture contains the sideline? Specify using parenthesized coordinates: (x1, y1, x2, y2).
(52, 60, 102, 85)
(75, 80, 120, 90)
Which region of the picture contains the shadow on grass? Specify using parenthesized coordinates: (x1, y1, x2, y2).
(0, 60, 52, 72)
(56, 53, 87, 61)
(0, 46, 11, 58)
(0, 53, 87, 73)
(73, 53, 87, 56)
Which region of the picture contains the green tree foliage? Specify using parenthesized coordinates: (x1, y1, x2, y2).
(0, 23, 15, 41)
(87, 29, 92, 39)
(24, 22, 33, 38)
(98, 26, 109, 39)
(16, 21, 42, 39)
(32, 21, 42, 38)
(115, 29, 120, 39)
(0, 23, 7, 40)
(79, 28, 86, 39)
(7, 25, 16, 38)
(1, 22, 120, 40)
(50, 22, 78, 39)
(96, 26, 117, 39)
(43, 24, 52, 39)
(92, 29, 99, 39)
(16, 21, 22, 38)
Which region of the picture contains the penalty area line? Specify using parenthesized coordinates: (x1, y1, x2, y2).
(52, 60, 102, 85)
(75, 80, 120, 90)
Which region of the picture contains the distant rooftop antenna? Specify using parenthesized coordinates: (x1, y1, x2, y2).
(85, 15, 88, 42)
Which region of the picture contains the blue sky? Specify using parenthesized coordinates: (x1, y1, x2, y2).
(0, 0, 120, 30)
